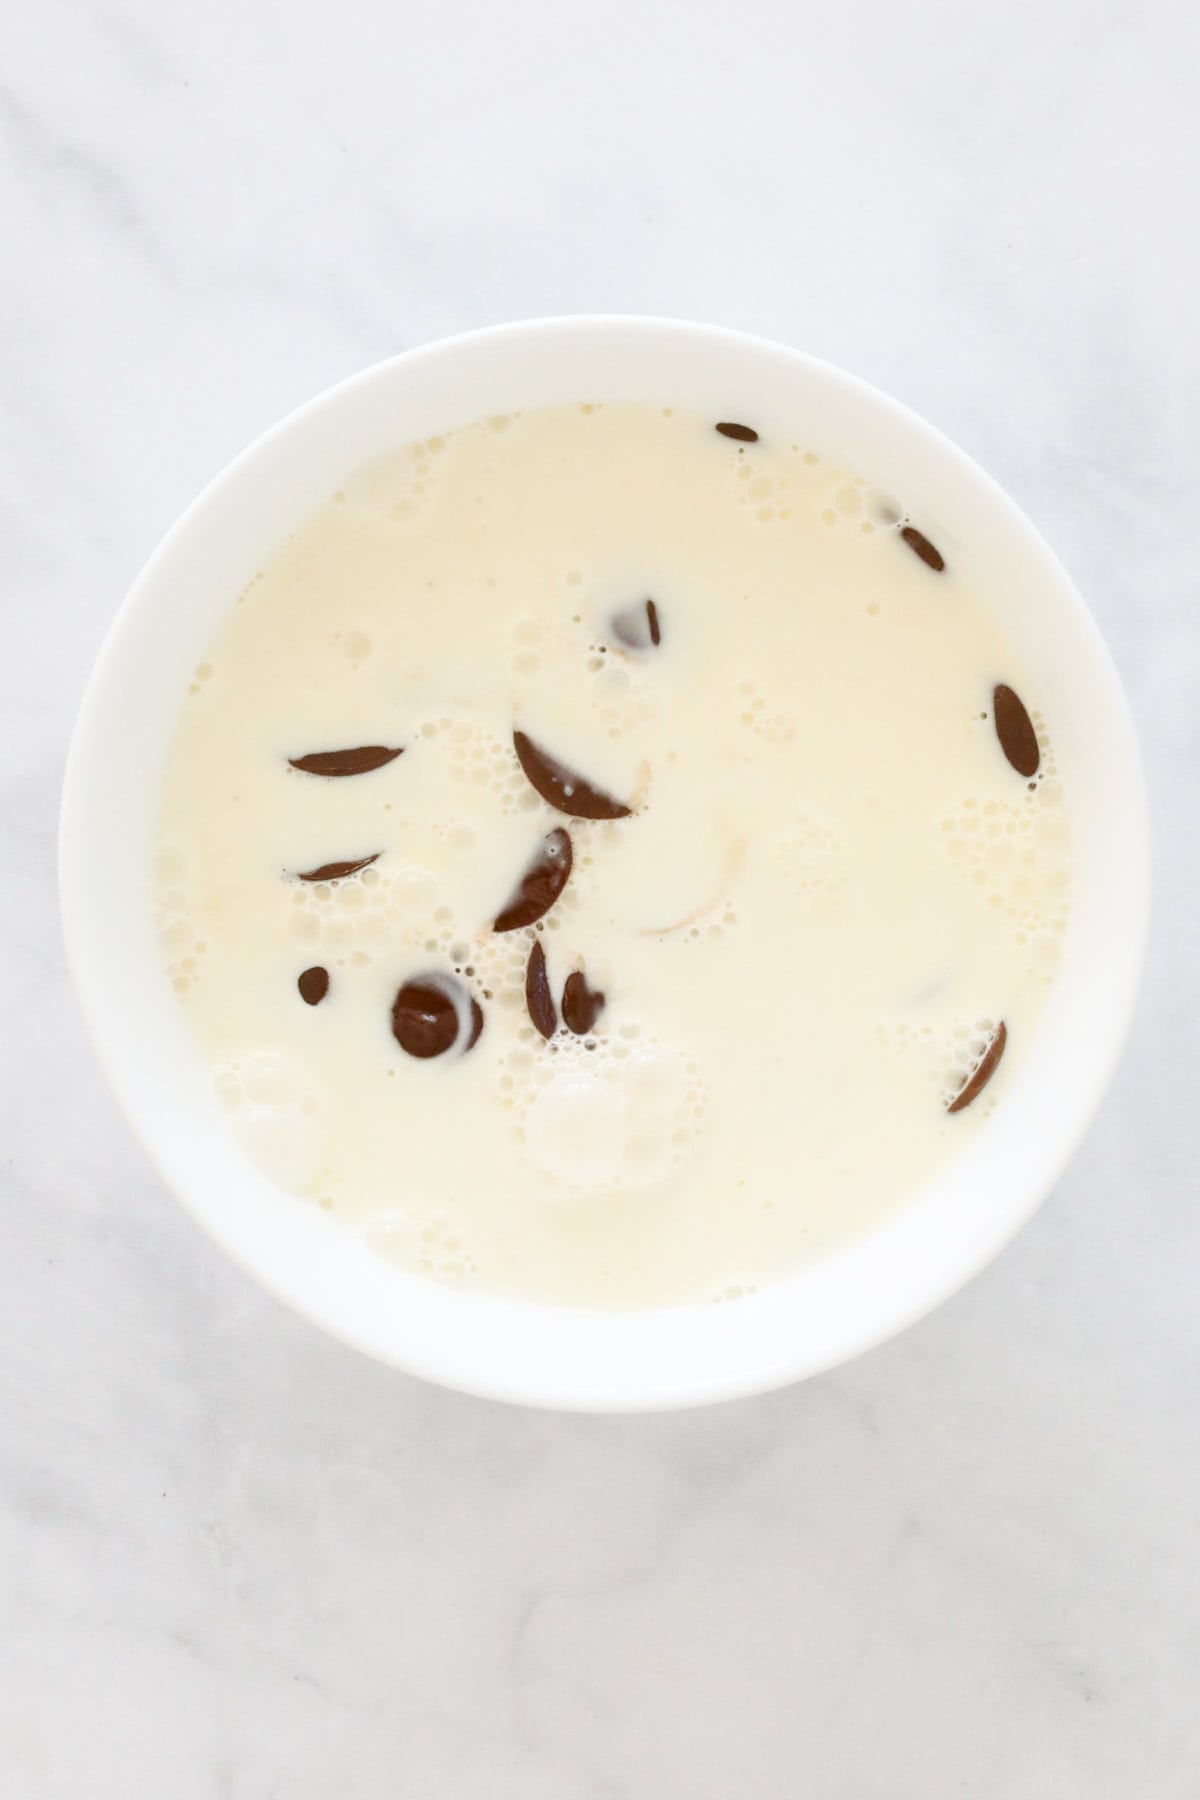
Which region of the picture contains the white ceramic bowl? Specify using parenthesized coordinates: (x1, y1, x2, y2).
(60, 318, 1150, 1411)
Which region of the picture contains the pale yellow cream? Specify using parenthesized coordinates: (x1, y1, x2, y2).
(155, 404, 1071, 1307)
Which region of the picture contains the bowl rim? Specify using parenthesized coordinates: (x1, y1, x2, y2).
(59, 314, 1152, 1410)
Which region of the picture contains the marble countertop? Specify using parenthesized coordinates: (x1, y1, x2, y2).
(3, 3, 1196, 1794)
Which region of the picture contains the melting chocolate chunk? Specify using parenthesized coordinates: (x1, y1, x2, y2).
(562, 969, 606, 1036)
(494, 827, 573, 932)
(992, 684, 1040, 778)
(297, 965, 329, 1006)
(295, 853, 380, 882)
(391, 974, 484, 1059)
(611, 598, 662, 650)
(524, 940, 557, 1039)
(513, 731, 632, 821)
(289, 745, 403, 777)
(947, 1021, 1007, 1114)
(899, 524, 945, 572)
(715, 421, 759, 443)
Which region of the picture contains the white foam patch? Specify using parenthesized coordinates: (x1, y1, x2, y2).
(519, 1036, 701, 1194)
(524, 1069, 628, 1189)
(234, 1103, 321, 1190)
(875, 1014, 1005, 1109)
(779, 816, 846, 911)
(215, 1052, 321, 1190)
(153, 836, 207, 995)
(338, 435, 451, 526)
(240, 1051, 303, 1106)
(735, 678, 796, 746)
(361, 1209, 479, 1283)
(622, 1041, 689, 1112)
(940, 733, 1071, 975)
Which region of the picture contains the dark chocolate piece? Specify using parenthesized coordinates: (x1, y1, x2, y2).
(297, 966, 329, 1006)
(295, 853, 380, 882)
(899, 524, 945, 572)
(524, 940, 557, 1039)
(295, 856, 379, 885)
(289, 745, 403, 777)
(715, 421, 758, 443)
(611, 598, 662, 651)
(512, 731, 631, 821)
(947, 1022, 1007, 1114)
(562, 969, 605, 1036)
(391, 974, 484, 1059)
(993, 684, 1040, 778)
(494, 828, 573, 932)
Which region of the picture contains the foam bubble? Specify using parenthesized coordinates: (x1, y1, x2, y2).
(733, 679, 796, 746)
(234, 1103, 320, 1189)
(390, 868, 440, 913)
(363, 1208, 478, 1282)
(509, 1031, 702, 1193)
(524, 1069, 627, 1188)
(363, 1210, 423, 1261)
(940, 779, 1071, 950)
(877, 1014, 1008, 1109)
(214, 1072, 241, 1110)
(241, 1052, 303, 1105)
(711, 1281, 758, 1304)
(779, 817, 846, 910)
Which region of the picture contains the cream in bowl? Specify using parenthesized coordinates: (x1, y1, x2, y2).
(156, 401, 1070, 1309)
(60, 320, 1148, 1406)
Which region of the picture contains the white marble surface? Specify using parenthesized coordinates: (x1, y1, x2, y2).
(2, 2, 1197, 1792)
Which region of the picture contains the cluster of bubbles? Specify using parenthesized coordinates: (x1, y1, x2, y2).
(819, 476, 899, 541)
(874, 1015, 1004, 1116)
(285, 829, 712, 1199)
(719, 439, 899, 542)
(508, 613, 546, 679)
(736, 678, 797, 747)
(284, 818, 618, 999)
(234, 570, 266, 608)
(734, 459, 796, 527)
(426, 714, 544, 817)
(506, 593, 665, 744)
(778, 816, 847, 914)
(710, 1279, 760, 1305)
(586, 642, 660, 741)
(940, 715, 1070, 980)
(212, 1051, 322, 1190)
(720, 438, 824, 525)
(334, 433, 453, 527)
(494, 1018, 707, 1194)
(187, 660, 215, 699)
(287, 860, 407, 967)
(362, 1209, 480, 1285)
(154, 841, 207, 998)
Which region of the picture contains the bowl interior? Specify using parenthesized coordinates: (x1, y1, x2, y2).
(59, 318, 1149, 1409)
